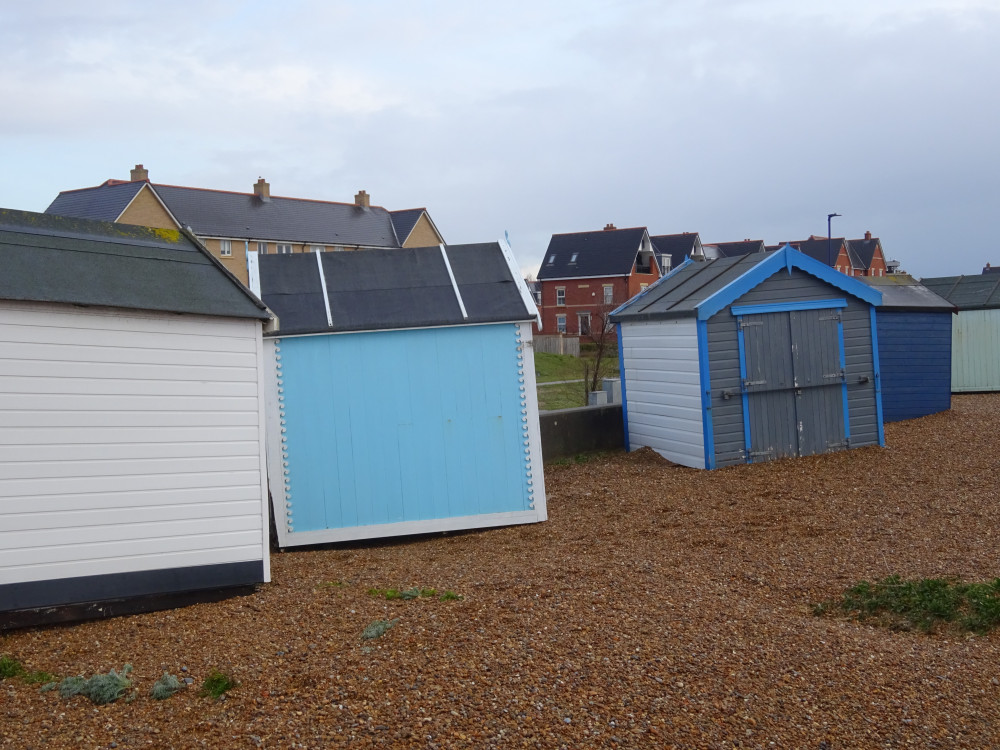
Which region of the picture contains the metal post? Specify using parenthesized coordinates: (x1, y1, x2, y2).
(827, 213, 841, 267)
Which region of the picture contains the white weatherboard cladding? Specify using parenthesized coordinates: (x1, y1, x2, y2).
(952, 309, 1000, 392)
(0, 301, 270, 586)
(621, 318, 705, 469)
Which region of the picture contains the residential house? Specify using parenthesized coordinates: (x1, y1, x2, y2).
(650, 232, 702, 274)
(46, 165, 446, 285)
(701, 239, 767, 260)
(771, 232, 888, 277)
(535, 225, 660, 338)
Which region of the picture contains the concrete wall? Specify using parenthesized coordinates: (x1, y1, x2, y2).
(539, 404, 624, 461)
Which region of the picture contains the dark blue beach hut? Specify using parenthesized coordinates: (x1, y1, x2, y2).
(863, 275, 955, 422)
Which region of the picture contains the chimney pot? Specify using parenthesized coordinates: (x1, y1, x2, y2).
(864, 230, 872, 241)
(130, 164, 148, 182)
(603, 223, 616, 231)
(254, 177, 271, 202)
(355, 190, 370, 208)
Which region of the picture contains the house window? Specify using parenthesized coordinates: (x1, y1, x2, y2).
(219, 240, 232, 257)
(603, 285, 614, 304)
(570, 252, 578, 263)
(556, 315, 567, 333)
(257, 241, 267, 254)
(556, 287, 566, 306)
(547, 255, 556, 265)
(578, 313, 591, 336)
(276, 243, 293, 254)
(640, 283, 649, 291)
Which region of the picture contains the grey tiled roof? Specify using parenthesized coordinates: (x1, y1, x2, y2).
(389, 209, 426, 244)
(705, 240, 766, 257)
(47, 180, 404, 248)
(45, 180, 145, 222)
(0, 208, 269, 319)
(537, 227, 650, 280)
(258, 242, 532, 335)
(921, 274, 1000, 310)
(862, 275, 955, 311)
(651, 233, 699, 271)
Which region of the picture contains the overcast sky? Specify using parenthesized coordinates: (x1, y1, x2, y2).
(2, 1, 998, 278)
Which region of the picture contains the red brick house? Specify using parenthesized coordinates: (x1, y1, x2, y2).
(535, 225, 660, 338)
(771, 232, 888, 277)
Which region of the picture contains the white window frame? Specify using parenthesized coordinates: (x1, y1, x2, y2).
(276, 243, 293, 255)
(555, 287, 566, 306)
(578, 312, 591, 336)
(556, 314, 567, 333)
(603, 285, 614, 305)
(257, 241, 268, 254)
(219, 239, 232, 257)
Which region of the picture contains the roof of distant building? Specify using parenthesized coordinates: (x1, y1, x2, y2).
(537, 226, 652, 280)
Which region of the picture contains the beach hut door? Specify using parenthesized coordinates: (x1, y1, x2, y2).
(739, 308, 847, 461)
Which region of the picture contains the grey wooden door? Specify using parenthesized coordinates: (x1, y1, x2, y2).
(740, 308, 846, 462)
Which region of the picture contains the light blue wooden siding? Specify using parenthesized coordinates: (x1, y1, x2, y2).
(876, 311, 952, 420)
(952, 310, 1000, 392)
(620, 319, 705, 469)
(277, 324, 533, 533)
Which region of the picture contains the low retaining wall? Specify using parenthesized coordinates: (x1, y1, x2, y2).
(539, 404, 624, 462)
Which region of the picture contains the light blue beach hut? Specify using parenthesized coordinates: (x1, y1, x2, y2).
(252, 242, 546, 547)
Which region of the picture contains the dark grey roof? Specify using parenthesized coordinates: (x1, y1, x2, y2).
(984, 264, 1000, 274)
(389, 209, 425, 243)
(921, 274, 1000, 310)
(651, 233, 699, 270)
(848, 237, 881, 268)
(45, 180, 145, 222)
(705, 240, 766, 257)
(47, 181, 403, 248)
(611, 254, 761, 321)
(611, 247, 882, 324)
(537, 227, 649, 280)
(154, 185, 399, 246)
(862, 275, 955, 311)
(0, 208, 270, 319)
(258, 242, 533, 335)
(784, 237, 849, 266)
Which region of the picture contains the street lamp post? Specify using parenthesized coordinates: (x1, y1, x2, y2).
(827, 213, 841, 267)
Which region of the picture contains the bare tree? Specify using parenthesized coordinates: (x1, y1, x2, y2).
(580, 298, 620, 401)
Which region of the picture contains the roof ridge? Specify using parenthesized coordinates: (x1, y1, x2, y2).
(551, 226, 647, 238)
(152, 182, 388, 210)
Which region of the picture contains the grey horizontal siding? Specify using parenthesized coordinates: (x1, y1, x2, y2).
(706, 314, 745, 467)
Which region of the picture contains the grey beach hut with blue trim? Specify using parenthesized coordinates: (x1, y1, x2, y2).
(610, 246, 885, 469)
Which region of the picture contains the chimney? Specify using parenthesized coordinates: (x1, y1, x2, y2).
(130, 164, 148, 182)
(603, 223, 616, 231)
(864, 230, 872, 241)
(355, 190, 370, 208)
(254, 178, 270, 202)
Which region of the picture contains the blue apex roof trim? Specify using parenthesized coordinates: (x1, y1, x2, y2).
(696, 246, 882, 320)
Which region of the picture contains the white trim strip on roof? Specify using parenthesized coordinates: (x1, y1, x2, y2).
(500, 233, 542, 327)
(439, 244, 468, 319)
(313, 247, 334, 328)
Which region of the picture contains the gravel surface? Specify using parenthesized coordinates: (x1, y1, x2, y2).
(3, 394, 999, 749)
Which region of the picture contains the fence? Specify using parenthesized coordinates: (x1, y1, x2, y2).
(533, 334, 580, 357)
